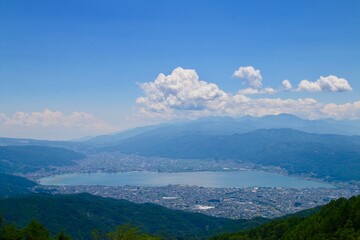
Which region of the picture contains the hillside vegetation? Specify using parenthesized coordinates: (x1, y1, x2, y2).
(0, 219, 159, 240)
(1, 194, 359, 239)
(0, 146, 85, 173)
(0, 174, 37, 198)
(212, 195, 360, 240)
(0, 193, 266, 240)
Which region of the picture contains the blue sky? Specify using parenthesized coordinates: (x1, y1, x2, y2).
(1, 0, 360, 139)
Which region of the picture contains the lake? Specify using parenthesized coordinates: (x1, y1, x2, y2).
(39, 170, 334, 188)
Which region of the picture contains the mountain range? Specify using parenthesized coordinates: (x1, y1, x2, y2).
(1, 114, 360, 182)
(90, 114, 360, 146)
(87, 115, 360, 182)
(1, 114, 360, 239)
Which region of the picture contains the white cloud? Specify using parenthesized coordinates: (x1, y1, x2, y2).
(136, 67, 229, 118)
(282, 80, 292, 91)
(233, 66, 277, 95)
(0, 109, 116, 140)
(297, 75, 352, 92)
(1, 109, 113, 131)
(233, 66, 263, 89)
(238, 87, 276, 95)
(297, 80, 321, 92)
(223, 96, 322, 120)
(137, 67, 360, 120)
(321, 101, 360, 120)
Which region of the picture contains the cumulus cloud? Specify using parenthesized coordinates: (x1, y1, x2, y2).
(137, 67, 359, 120)
(0, 109, 113, 131)
(282, 80, 292, 91)
(136, 67, 229, 117)
(233, 66, 263, 89)
(232, 67, 351, 94)
(233, 66, 277, 95)
(297, 75, 352, 92)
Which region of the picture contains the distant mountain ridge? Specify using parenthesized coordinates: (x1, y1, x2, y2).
(0, 145, 85, 173)
(87, 124, 164, 146)
(101, 128, 360, 181)
(2, 114, 359, 148)
(1, 114, 360, 181)
(89, 114, 360, 146)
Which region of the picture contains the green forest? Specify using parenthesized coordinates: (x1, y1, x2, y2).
(212, 195, 360, 240)
(1, 194, 359, 239)
(0, 219, 159, 240)
(0, 193, 265, 240)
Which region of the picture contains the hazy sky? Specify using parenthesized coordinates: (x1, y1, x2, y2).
(1, 0, 360, 140)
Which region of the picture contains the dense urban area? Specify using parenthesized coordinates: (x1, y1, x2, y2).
(36, 184, 360, 219)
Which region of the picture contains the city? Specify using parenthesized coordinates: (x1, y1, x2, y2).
(29, 152, 360, 219)
(36, 183, 360, 219)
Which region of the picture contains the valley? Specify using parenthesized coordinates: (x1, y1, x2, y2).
(1, 115, 360, 239)
(20, 150, 360, 220)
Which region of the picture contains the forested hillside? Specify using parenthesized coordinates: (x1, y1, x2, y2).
(1, 194, 359, 239)
(0, 146, 85, 173)
(212, 195, 360, 240)
(0, 193, 266, 240)
(0, 219, 159, 240)
(0, 174, 37, 198)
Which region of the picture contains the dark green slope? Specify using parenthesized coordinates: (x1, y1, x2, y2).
(0, 174, 37, 198)
(212, 195, 360, 240)
(107, 129, 360, 181)
(0, 145, 85, 173)
(0, 193, 266, 240)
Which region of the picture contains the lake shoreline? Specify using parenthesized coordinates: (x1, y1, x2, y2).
(38, 170, 335, 189)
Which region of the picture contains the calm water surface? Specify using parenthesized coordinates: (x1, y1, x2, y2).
(39, 171, 334, 188)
